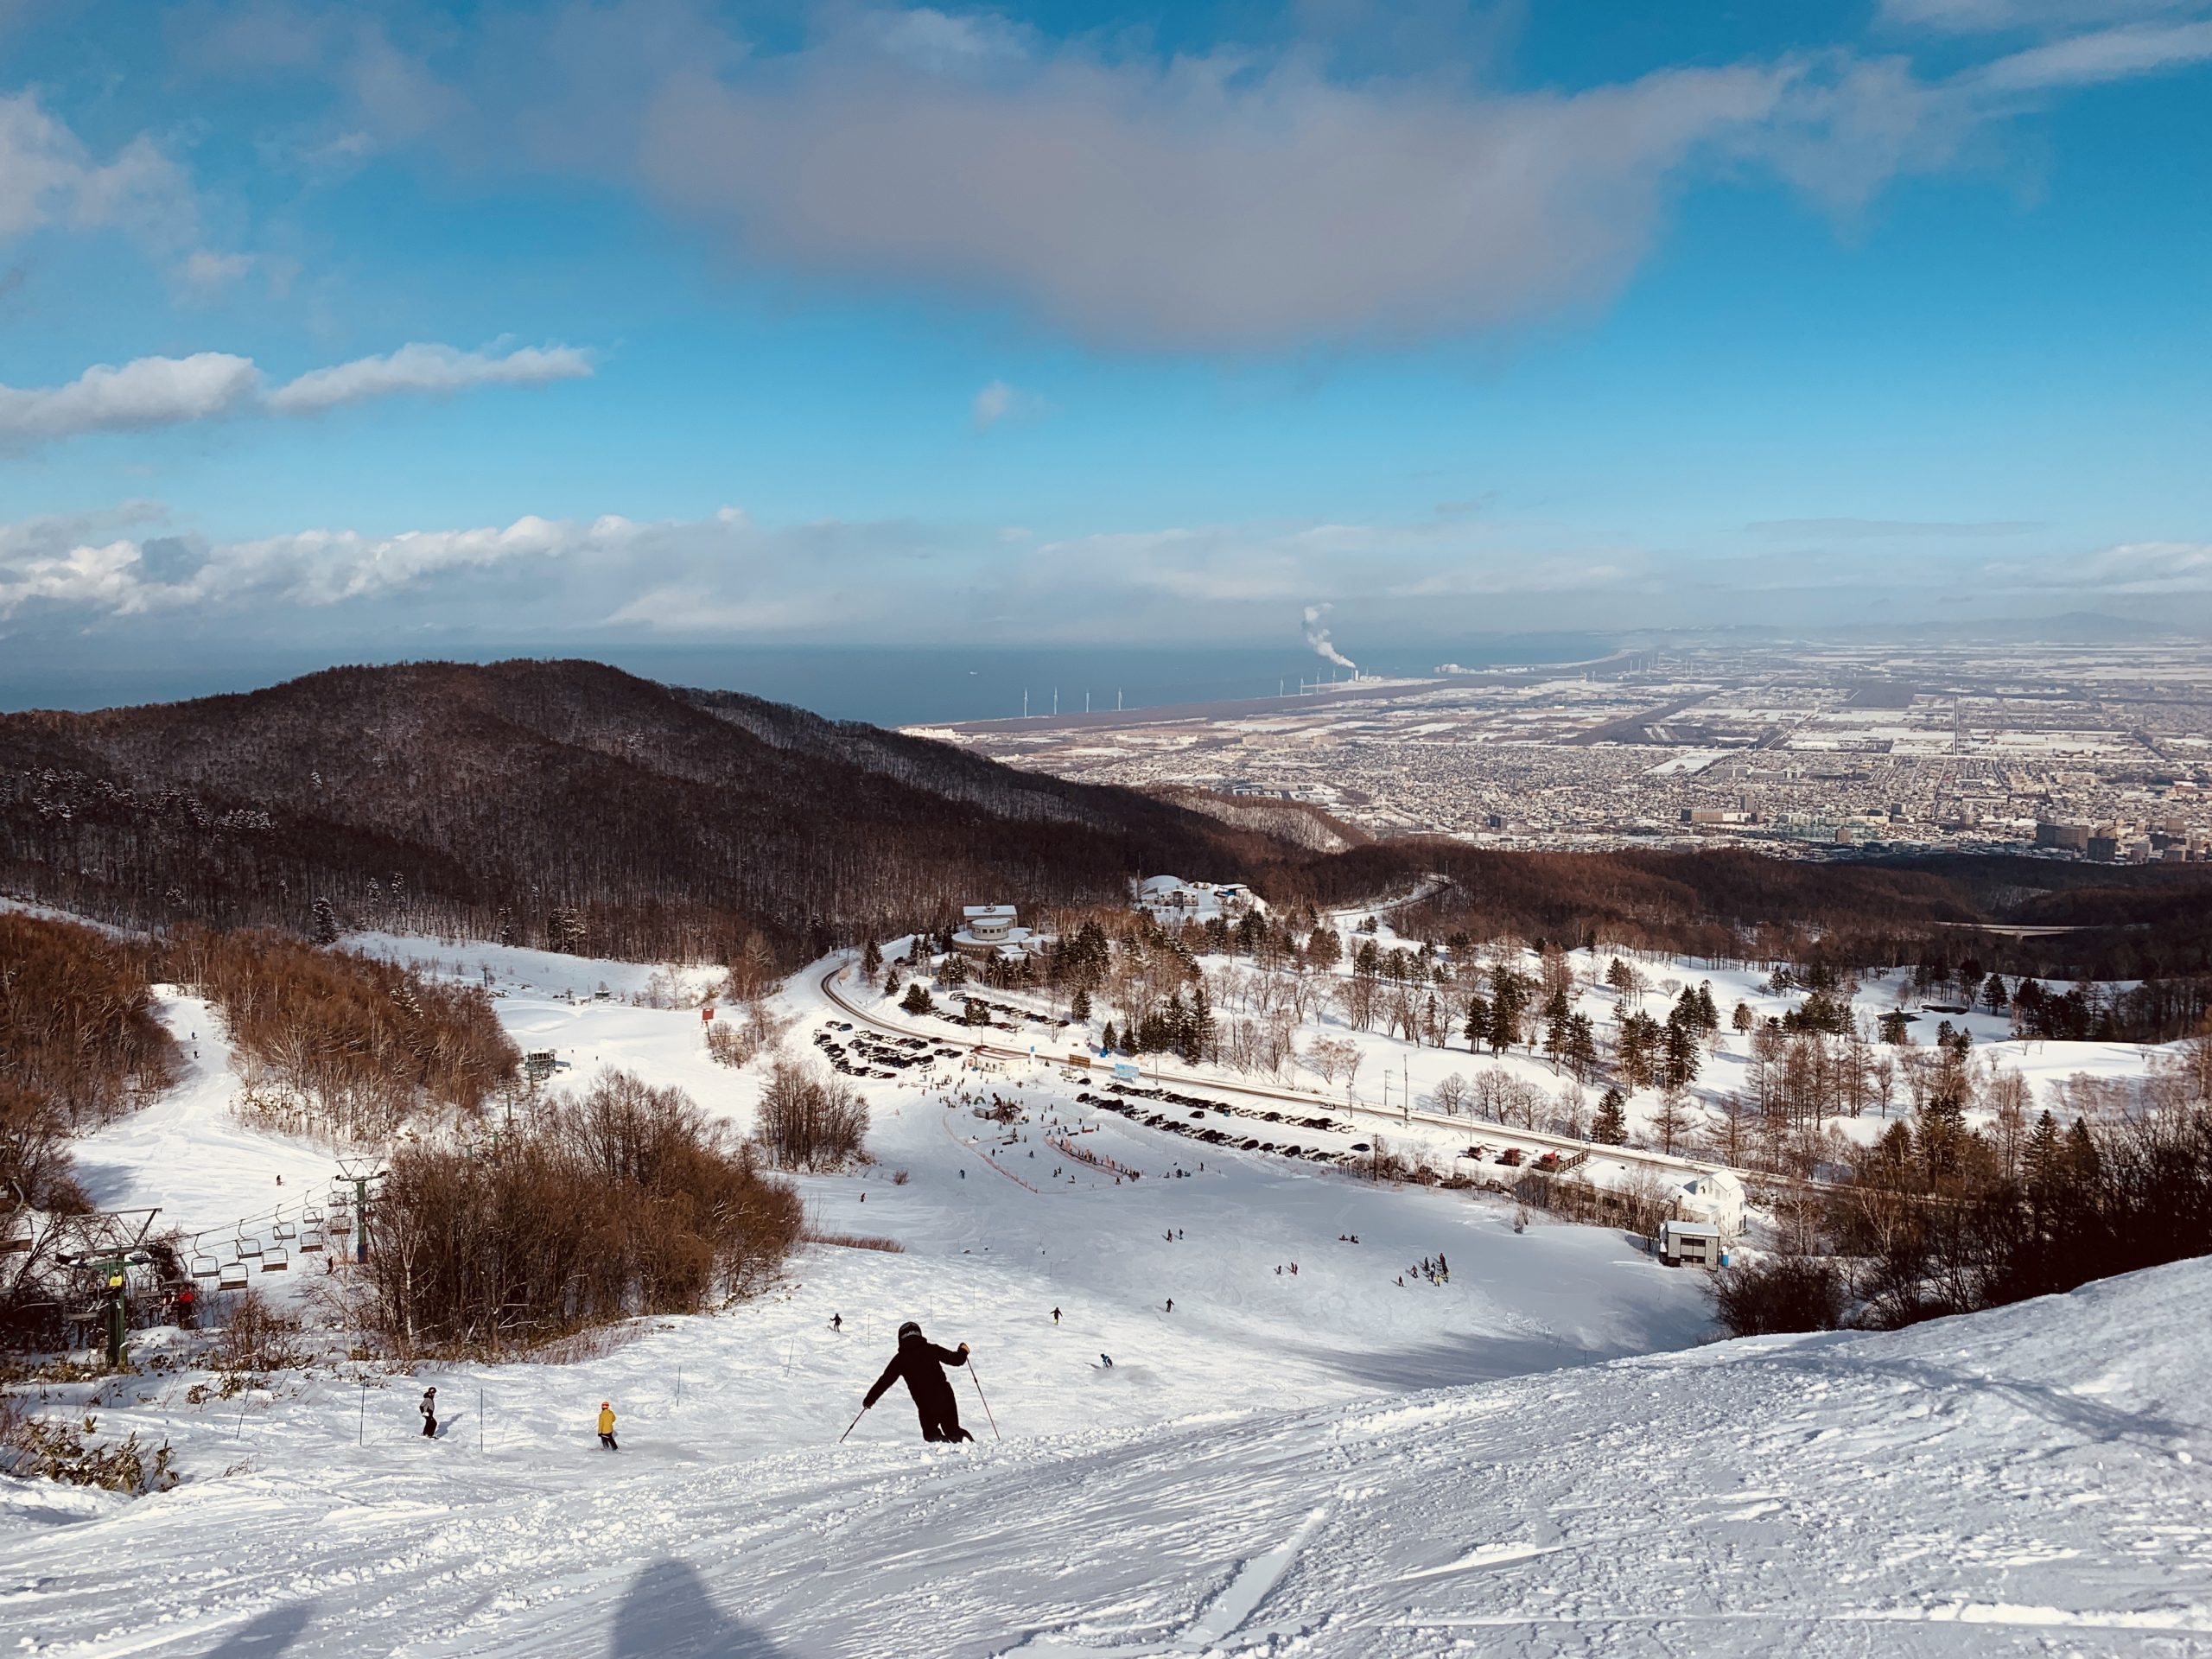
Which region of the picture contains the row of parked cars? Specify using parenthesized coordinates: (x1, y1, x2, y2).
(814, 1022, 958, 1078)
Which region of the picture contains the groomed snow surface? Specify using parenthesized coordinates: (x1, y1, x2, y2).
(5, 941, 2209, 1656)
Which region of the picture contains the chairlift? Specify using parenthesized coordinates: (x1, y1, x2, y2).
(191, 1253, 221, 1278)
(262, 1247, 289, 1272)
(302, 1205, 326, 1225)
(272, 1219, 298, 1241)
(299, 1227, 326, 1254)
(217, 1262, 249, 1291)
(234, 1234, 263, 1258)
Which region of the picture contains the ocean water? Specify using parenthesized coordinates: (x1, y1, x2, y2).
(0, 637, 1618, 726)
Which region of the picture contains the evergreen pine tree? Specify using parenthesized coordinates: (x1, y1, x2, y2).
(1592, 1086, 1628, 1145)
(310, 897, 340, 946)
(1462, 993, 1490, 1051)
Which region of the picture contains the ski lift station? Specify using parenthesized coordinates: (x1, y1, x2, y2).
(1657, 1219, 1726, 1268)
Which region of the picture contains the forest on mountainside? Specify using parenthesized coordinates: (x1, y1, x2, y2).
(0, 660, 1269, 964)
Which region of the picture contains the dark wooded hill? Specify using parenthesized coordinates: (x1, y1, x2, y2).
(0, 660, 1272, 960)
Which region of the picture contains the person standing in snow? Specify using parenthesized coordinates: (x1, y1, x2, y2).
(831, 1313, 842, 1332)
(1052, 1306, 1061, 1325)
(419, 1387, 437, 1438)
(598, 1401, 618, 1451)
(862, 1320, 974, 1442)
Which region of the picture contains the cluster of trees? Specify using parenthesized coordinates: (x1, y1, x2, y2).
(1, 914, 178, 1216)
(366, 1071, 802, 1350)
(754, 1058, 869, 1171)
(1718, 1078, 2212, 1338)
(166, 926, 518, 1144)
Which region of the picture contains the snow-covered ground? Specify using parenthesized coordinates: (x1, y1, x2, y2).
(10, 931, 2209, 1655)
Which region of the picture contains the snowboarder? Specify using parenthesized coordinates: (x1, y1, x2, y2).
(419, 1387, 437, 1438)
(862, 1320, 974, 1442)
(598, 1401, 618, 1451)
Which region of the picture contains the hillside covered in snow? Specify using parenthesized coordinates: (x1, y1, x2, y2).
(3, 922, 2209, 1653)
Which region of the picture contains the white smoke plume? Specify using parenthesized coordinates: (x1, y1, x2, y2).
(1302, 602, 1357, 672)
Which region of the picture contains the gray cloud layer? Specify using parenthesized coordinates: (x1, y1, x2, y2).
(133, 3, 2212, 351)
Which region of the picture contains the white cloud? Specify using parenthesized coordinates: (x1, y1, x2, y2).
(0, 509, 631, 620)
(0, 340, 594, 445)
(970, 378, 1048, 433)
(0, 90, 238, 282)
(264, 340, 595, 415)
(1999, 540, 2212, 593)
(1880, 0, 2209, 35)
(1972, 17, 2212, 90)
(4, 499, 2200, 639)
(0, 354, 262, 441)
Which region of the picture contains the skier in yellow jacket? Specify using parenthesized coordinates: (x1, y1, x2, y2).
(597, 1401, 618, 1452)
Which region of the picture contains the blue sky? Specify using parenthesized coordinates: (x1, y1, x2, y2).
(2, 0, 2209, 682)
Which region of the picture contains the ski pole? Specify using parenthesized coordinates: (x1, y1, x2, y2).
(838, 1405, 868, 1444)
(968, 1363, 1001, 1441)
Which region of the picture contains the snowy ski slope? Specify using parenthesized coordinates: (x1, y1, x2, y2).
(5, 936, 2209, 1655)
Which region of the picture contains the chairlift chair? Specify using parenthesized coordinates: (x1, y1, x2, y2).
(262, 1246, 289, 1272)
(234, 1233, 263, 1258)
(217, 1262, 249, 1291)
(190, 1253, 221, 1278)
(299, 1227, 326, 1254)
(302, 1205, 325, 1225)
(272, 1219, 297, 1241)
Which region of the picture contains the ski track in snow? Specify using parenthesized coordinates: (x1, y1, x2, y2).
(7, 940, 2212, 1656)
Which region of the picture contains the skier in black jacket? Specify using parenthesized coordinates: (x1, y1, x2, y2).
(863, 1320, 973, 1441)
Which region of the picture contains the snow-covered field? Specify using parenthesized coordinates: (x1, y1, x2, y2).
(7, 934, 2209, 1655)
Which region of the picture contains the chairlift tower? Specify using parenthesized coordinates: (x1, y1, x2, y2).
(48, 1209, 162, 1368)
(334, 1155, 389, 1265)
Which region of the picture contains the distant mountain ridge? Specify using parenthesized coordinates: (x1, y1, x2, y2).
(0, 659, 1271, 961)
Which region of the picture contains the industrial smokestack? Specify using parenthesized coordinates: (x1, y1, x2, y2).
(1302, 603, 1357, 675)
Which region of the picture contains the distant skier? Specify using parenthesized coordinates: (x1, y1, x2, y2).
(1052, 1306, 1061, 1325)
(831, 1313, 842, 1332)
(419, 1387, 437, 1438)
(862, 1320, 974, 1442)
(598, 1401, 619, 1451)
(1165, 1298, 1174, 1313)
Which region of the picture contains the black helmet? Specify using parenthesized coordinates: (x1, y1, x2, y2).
(897, 1320, 921, 1341)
